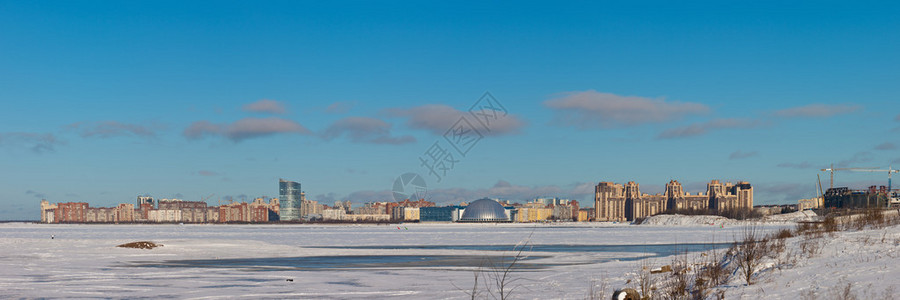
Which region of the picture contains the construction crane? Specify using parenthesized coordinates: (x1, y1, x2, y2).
(202, 193, 215, 204)
(820, 165, 899, 191)
(820, 163, 877, 189)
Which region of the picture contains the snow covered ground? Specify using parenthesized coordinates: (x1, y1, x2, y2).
(714, 222, 900, 299)
(0, 219, 893, 299)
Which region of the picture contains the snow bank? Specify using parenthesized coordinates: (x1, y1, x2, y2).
(640, 210, 819, 226)
(640, 214, 740, 226)
(761, 210, 819, 222)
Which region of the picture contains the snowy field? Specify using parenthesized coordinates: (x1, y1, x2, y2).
(0, 218, 894, 299)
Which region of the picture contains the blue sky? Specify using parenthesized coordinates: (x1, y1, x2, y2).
(1, 1, 898, 220)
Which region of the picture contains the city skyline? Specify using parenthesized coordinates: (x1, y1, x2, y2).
(2, 1, 900, 220)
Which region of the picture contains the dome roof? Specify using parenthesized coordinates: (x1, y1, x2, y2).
(459, 199, 510, 222)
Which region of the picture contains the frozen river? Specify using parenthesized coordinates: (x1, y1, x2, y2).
(0, 222, 786, 299)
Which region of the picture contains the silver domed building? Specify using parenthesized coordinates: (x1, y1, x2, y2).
(458, 199, 511, 222)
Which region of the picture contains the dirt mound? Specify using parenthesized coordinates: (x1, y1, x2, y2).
(116, 241, 163, 249)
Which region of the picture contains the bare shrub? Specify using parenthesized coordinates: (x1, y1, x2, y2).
(455, 234, 532, 300)
(635, 260, 654, 299)
(585, 274, 608, 300)
(697, 254, 730, 288)
(486, 239, 531, 300)
(800, 288, 817, 300)
(735, 226, 769, 285)
(452, 260, 484, 300)
(822, 215, 839, 233)
(830, 280, 858, 300)
(662, 257, 690, 300)
(795, 221, 821, 237)
(881, 285, 896, 300)
(773, 228, 794, 239)
(853, 209, 886, 230)
(799, 237, 823, 257)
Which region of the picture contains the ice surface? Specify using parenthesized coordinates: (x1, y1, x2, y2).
(0, 220, 893, 299)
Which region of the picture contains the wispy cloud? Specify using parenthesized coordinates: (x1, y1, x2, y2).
(325, 101, 356, 114)
(773, 104, 860, 118)
(836, 151, 874, 168)
(0, 132, 63, 153)
(544, 90, 709, 128)
(183, 117, 311, 142)
(67, 121, 160, 138)
(755, 182, 816, 203)
(26, 190, 47, 199)
(314, 192, 340, 204)
(777, 161, 814, 169)
(322, 116, 415, 145)
(243, 99, 287, 114)
(385, 104, 525, 136)
(196, 170, 218, 176)
(729, 150, 758, 160)
(657, 118, 762, 139)
(874, 142, 897, 151)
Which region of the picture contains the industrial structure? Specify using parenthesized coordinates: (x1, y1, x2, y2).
(819, 165, 900, 209)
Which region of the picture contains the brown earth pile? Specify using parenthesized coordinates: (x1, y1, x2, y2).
(116, 241, 163, 249)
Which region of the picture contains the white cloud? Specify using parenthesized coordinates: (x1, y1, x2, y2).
(322, 117, 415, 145)
(243, 99, 287, 114)
(657, 118, 761, 139)
(729, 150, 759, 160)
(184, 117, 311, 142)
(67, 121, 160, 138)
(773, 104, 860, 118)
(0, 132, 63, 153)
(544, 90, 709, 128)
(325, 101, 356, 114)
(385, 104, 526, 136)
(874, 142, 897, 151)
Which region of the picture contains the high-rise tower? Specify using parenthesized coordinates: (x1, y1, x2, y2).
(279, 179, 302, 221)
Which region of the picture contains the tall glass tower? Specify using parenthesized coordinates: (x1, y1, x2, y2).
(279, 179, 301, 221)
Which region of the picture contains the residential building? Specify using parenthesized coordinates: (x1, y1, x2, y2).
(220, 202, 250, 222)
(85, 207, 116, 222)
(595, 180, 753, 222)
(137, 196, 154, 209)
(55, 202, 88, 223)
(798, 197, 823, 210)
(148, 209, 183, 222)
(391, 207, 420, 221)
(158, 199, 208, 223)
(322, 207, 346, 221)
(300, 198, 322, 218)
(40, 200, 57, 223)
(116, 204, 135, 222)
